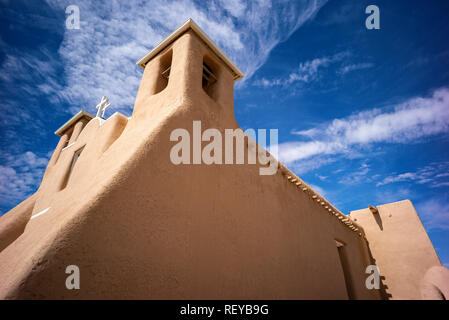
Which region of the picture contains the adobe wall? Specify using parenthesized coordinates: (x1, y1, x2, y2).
(0, 31, 380, 299)
(0, 193, 38, 252)
(349, 200, 442, 299)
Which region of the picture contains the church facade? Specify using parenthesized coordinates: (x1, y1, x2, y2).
(0, 19, 447, 300)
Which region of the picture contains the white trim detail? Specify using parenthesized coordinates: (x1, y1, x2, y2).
(94, 112, 128, 127)
(94, 116, 106, 126)
(62, 142, 75, 151)
(54, 110, 95, 136)
(31, 207, 51, 220)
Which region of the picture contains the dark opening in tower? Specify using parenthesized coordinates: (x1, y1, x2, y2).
(202, 55, 218, 101)
(153, 49, 173, 95)
(60, 145, 85, 190)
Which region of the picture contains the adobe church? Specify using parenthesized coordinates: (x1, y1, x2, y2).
(0, 19, 447, 300)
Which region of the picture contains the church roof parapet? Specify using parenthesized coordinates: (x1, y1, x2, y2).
(54, 109, 95, 136)
(136, 18, 245, 81)
(278, 162, 363, 235)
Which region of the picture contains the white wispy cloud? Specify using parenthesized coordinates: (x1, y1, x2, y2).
(278, 87, 449, 166)
(254, 51, 349, 87)
(0, 48, 61, 135)
(339, 62, 374, 74)
(338, 163, 371, 185)
(219, 0, 246, 18)
(0, 151, 50, 209)
(416, 198, 449, 231)
(37, 0, 327, 114)
(376, 162, 449, 187)
(376, 172, 418, 186)
(0, 51, 62, 99)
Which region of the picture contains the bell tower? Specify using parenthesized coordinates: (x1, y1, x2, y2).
(132, 19, 244, 122)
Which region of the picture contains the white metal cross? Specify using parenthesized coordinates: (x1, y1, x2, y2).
(96, 96, 111, 119)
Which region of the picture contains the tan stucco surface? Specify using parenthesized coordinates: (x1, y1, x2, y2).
(350, 200, 442, 299)
(0, 21, 446, 300)
(0, 29, 379, 300)
(0, 193, 38, 252)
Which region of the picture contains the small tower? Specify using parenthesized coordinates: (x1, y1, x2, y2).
(133, 19, 244, 122)
(51, 110, 94, 166)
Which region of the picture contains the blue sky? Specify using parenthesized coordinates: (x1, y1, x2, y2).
(1, 0, 448, 266)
